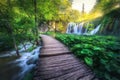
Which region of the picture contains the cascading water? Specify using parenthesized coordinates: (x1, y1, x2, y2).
(66, 22, 85, 34)
(89, 24, 101, 35)
(13, 46, 41, 80)
(78, 22, 84, 35)
(0, 42, 33, 58)
(0, 42, 41, 80)
(74, 24, 78, 34)
(66, 22, 101, 35)
(66, 22, 76, 34)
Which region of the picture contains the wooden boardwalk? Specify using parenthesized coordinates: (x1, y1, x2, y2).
(34, 35, 98, 80)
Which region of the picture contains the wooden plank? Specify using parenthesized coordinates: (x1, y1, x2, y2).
(34, 35, 97, 80)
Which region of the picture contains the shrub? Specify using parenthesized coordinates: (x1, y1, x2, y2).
(54, 33, 120, 80)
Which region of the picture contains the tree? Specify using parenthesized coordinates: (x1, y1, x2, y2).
(6, 0, 20, 56)
(92, 0, 120, 14)
(36, 0, 70, 32)
(0, 0, 35, 55)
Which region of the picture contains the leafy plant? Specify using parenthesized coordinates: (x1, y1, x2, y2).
(84, 57, 93, 66)
(51, 33, 120, 80)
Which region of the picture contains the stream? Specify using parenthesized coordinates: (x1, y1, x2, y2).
(0, 42, 41, 80)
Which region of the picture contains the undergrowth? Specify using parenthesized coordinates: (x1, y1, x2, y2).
(47, 32, 120, 80)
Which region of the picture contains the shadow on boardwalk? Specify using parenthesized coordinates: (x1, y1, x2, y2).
(34, 35, 98, 80)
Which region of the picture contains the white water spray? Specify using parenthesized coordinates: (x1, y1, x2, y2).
(66, 22, 101, 35)
(0, 42, 41, 80)
(89, 24, 101, 35)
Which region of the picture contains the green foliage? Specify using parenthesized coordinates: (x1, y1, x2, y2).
(53, 33, 120, 80)
(0, 34, 14, 51)
(84, 57, 93, 66)
(98, 8, 120, 36)
(0, 0, 73, 51)
(27, 46, 36, 52)
(93, 0, 120, 14)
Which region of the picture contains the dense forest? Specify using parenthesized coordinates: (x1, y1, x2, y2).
(0, 0, 120, 80)
(0, 0, 120, 53)
(0, 0, 81, 54)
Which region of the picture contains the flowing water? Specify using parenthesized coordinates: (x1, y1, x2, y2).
(89, 24, 101, 35)
(66, 22, 101, 35)
(0, 42, 41, 80)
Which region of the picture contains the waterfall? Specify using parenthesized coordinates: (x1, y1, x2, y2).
(66, 22, 76, 34)
(74, 24, 78, 34)
(66, 22, 85, 35)
(84, 23, 89, 34)
(66, 24, 70, 34)
(0, 42, 41, 80)
(13, 46, 41, 80)
(89, 24, 101, 35)
(66, 22, 101, 35)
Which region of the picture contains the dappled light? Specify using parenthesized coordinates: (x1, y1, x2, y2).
(72, 0, 96, 13)
(0, 0, 120, 80)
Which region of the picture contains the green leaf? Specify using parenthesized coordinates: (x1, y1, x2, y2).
(84, 57, 93, 66)
(81, 49, 94, 56)
(93, 46, 102, 51)
(100, 59, 108, 65)
(107, 52, 114, 57)
(104, 73, 111, 80)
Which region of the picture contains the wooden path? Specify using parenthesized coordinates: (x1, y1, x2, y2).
(34, 35, 98, 80)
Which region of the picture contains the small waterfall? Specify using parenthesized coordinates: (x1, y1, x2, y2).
(0, 42, 33, 57)
(84, 28, 88, 34)
(66, 22, 76, 34)
(78, 23, 84, 35)
(13, 46, 41, 80)
(74, 24, 78, 34)
(66, 22, 85, 35)
(66, 22, 101, 35)
(84, 23, 89, 34)
(66, 24, 69, 34)
(89, 24, 101, 35)
(0, 42, 41, 80)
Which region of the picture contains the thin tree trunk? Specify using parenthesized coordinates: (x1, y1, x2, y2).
(12, 34, 20, 56)
(33, 0, 40, 45)
(7, 0, 20, 56)
(22, 42, 27, 51)
(7, 22, 20, 56)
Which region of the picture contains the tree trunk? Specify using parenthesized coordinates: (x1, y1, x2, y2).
(33, 0, 40, 45)
(22, 42, 27, 51)
(12, 34, 20, 56)
(7, 0, 20, 56)
(53, 21, 56, 33)
(6, 22, 20, 56)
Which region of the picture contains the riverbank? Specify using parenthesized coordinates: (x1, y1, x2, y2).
(0, 42, 41, 80)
